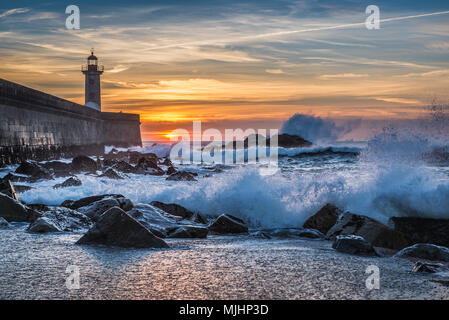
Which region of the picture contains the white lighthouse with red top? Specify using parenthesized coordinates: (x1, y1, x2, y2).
(82, 50, 104, 111)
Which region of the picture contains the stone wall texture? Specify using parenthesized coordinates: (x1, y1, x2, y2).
(0, 78, 142, 166)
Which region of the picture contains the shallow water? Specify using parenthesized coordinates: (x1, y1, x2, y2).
(0, 225, 447, 300)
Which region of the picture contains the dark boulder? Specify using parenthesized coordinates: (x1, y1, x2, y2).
(303, 204, 341, 234)
(27, 206, 92, 233)
(166, 171, 197, 181)
(111, 161, 138, 174)
(136, 157, 159, 170)
(326, 212, 411, 250)
(208, 214, 248, 234)
(332, 235, 378, 256)
(0, 217, 10, 229)
(391, 217, 449, 248)
(72, 155, 97, 173)
(41, 161, 73, 177)
(168, 226, 209, 238)
(394, 244, 449, 262)
(78, 198, 120, 221)
(150, 201, 197, 220)
(66, 194, 125, 210)
(15, 161, 52, 180)
(76, 207, 169, 248)
(0, 192, 41, 223)
(297, 228, 325, 239)
(53, 177, 82, 189)
(99, 168, 124, 180)
(166, 166, 177, 175)
(0, 179, 20, 201)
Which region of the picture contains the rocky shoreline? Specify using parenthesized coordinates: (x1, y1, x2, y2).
(1, 148, 449, 275)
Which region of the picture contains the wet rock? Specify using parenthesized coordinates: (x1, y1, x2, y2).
(326, 212, 411, 250)
(117, 197, 134, 211)
(166, 171, 197, 181)
(2, 172, 37, 183)
(61, 200, 75, 208)
(13, 185, 33, 193)
(391, 217, 449, 248)
(72, 155, 97, 173)
(261, 228, 324, 239)
(15, 161, 52, 180)
(332, 235, 378, 256)
(303, 204, 342, 234)
(136, 157, 159, 170)
(269, 134, 312, 148)
(27, 206, 92, 233)
(168, 226, 209, 238)
(145, 167, 165, 176)
(28, 217, 61, 233)
(99, 168, 124, 180)
(250, 231, 272, 239)
(53, 177, 82, 189)
(412, 261, 445, 273)
(111, 161, 138, 174)
(160, 158, 173, 166)
(0, 217, 10, 229)
(76, 207, 169, 248)
(150, 201, 195, 220)
(41, 161, 73, 177)
(78, 198, 120, 222)
(166, 166, 177, 175)
(208, 214, 248, 234)
(394, 244, 449, 262)
(67, 194, 125, 210)
(127, 204, 206, 238)
(0, 192, 41, 223)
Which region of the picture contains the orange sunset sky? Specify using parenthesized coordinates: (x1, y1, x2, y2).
(1, 1, 449, 141)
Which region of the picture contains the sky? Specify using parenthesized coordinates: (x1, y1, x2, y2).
(1, 0, 449, 141)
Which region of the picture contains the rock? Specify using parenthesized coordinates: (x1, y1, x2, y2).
(13, 185, 33, 193)
(145, 167, 165, 176)
(326, 212, 411, 250)
(160, 158, 173, 166)
(332, 235, 378, 256)
(15, 161, 52, 180)
(28, 217, 61, 233)
(412, 261, 445, 273)
(166, 166, 177, 175)
(136, 157, 159, 170)
(166, 171, 197, 181)
(168, 226, 209, 238)
(303, 204, 341, 234)
(150, 201, 195, 220)
(208, 214, 248, 234)
(72, 155, 97, 173)
(78, 198, 120, 221)
(391, 217, 449, 248)
(27, 206, 92, 233)
(269, 134, 313, 148)
(111, 161, 138, 174)
(66, 194, 125, 210)
(2, 172, 37, 183)
(53, 177, 82, 189)
(127, 204, 207, 238)
(61, 200, 75, 208)
(298, 228, 325, 239)
(0, 192, 41, 222)
(117, 197, 134, 211)
(251, 231, 272, 239)
(394, 244, 449, 262)
(99, 168, 124, 180)
(41, 161, 73, 177)
(0, 217, 10, 229)
(76, 207, 169, 248)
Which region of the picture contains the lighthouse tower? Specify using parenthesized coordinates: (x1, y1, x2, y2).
(82, 50, 104, 111)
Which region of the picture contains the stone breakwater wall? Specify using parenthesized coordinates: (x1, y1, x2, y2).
(0, 78, 142, 166)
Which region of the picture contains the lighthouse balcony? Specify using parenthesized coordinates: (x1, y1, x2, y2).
(82, 64, 104, 72)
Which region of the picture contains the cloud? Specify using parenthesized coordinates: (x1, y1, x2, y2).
(320, 73, 368, 80)
(265, 69, 284, 74)
(0, 8, 29, 18)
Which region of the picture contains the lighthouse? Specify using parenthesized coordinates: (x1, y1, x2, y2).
(82, 50, 104, 111)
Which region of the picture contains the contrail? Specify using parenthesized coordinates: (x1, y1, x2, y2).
(142, 10, 449, 51)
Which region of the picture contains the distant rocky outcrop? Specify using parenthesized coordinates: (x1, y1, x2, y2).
(332, 235, 378, 256)
(0, 192, 40, 223)
(390, 217, 449, 248)
(76, 207, 169, 248)
(224, 133, 312, 150)
(326, 212, 411, 250)
(271, 134, 313, 148)
(303, 204, 342, 234)
(394, 243, 449, 262)
(208, 214, 248, 234)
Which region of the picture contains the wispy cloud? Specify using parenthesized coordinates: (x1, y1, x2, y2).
(0, 8, 29, 19)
